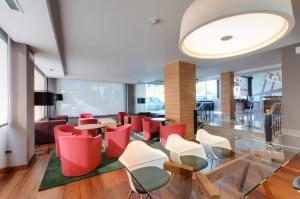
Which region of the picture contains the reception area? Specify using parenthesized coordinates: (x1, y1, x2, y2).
(0, 0, 300, 198)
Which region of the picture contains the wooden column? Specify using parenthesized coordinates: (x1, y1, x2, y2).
(164, 61, 196, 140)
(221, 72, 234, 119)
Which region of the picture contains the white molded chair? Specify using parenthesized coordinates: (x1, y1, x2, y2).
(119, 141, 170, 198)
(196, 129, 233, 168)
(165, 134, 208, 172)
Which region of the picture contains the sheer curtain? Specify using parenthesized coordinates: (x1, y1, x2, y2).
(57, 79, 126, 116)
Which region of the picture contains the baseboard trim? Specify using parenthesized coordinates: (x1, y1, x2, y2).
(0, 164, 28, 174)
(0, 156, 35, 174)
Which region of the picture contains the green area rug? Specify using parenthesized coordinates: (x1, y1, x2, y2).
(39, 135, 169, 191)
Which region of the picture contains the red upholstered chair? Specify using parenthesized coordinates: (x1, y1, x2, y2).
(79, 113, 94, 118)
(160, 123, 186, 146)
(54, 124, 83, 158)
(59, 135, 102, 177)
(131, 115, 144, 132)
(118, 112, 128, 126)
(78, 118, 99, 136)
(142, 117, 160, 140)
(105, 124, 131, 158)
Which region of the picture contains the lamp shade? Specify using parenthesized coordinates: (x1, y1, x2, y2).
(179, 0, 295, 59)
(34, 92, 55, 106)
(137, 98, 146, 104)
(55, 94, 63, 101)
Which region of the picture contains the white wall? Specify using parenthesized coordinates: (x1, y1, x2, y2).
(0, 41, 34, 169)
(282, 43, 300, 135)
(134, 84, 146, 113)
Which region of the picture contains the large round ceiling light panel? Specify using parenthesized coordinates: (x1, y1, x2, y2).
(179, 0, 295, 59)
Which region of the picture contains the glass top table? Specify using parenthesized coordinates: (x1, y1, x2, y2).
(125, 136, 300, 199)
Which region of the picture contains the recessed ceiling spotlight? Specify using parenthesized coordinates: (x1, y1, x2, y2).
(150, 17, 161, 25)
(49, 68, 54, 71)
(179, 0, 295, 59)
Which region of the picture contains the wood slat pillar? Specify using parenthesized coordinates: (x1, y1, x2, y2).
(164, 61, 196, 140)
(221, 72, 235, 119)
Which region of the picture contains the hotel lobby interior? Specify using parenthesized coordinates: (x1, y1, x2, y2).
(0, 0, 300, 198)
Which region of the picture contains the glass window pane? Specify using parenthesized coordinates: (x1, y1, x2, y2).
(145, 84, 165, 114)
(34, 69, 46, 121)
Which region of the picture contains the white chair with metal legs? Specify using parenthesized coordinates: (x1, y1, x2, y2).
(165, 134, 208, 172)
(196, 129, 233, 169)
(119, 141, 171, 199)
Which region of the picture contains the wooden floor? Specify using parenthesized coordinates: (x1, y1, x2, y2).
(0, 148, 135, 199)
(1, 145, 299, 199)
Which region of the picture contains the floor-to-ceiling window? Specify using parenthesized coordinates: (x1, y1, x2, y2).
(145, 84, 165, 114)
(57, 79, 126, 116)
(34, 68, 46, 121)
(0, 36, 8, 126)
(196, 79, 218, 101)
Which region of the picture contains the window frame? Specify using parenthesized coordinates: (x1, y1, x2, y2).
(0, 28, 8, 127)
(34, 67, 47, 121)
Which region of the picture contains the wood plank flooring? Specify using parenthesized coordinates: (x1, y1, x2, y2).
(1, 145, 299, 199)
(0, 149, 134, 199)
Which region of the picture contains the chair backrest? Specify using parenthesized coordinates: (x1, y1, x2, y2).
(142, 117, 151, 130)
(79, 113, 94, 118)
(117, 124, 132, 130)
(54, 124, 76, 134)
(54, 124, 76, 158)
(160, 123, 186, 146)
(131, 116, 143, 132)
(119, 141, 168, 169)
(78, 118, 98, 125)
(196, 129, 231, 150)
(59, 135, 102, 176)
(119, 141, 169, 193)
(166, 134, 206, 163)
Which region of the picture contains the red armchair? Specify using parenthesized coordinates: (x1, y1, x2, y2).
(105, 124, 131, 158)
(118, 112, 128, 126)
(78, 118, 99, 136)
(131, 115, 145, 132)
(79, 113, 94, 118)
(142, 117, 160, 140)
(59, 135, 102, 177)
(54, 124, 83, 158)
(160, 123, 186, 146)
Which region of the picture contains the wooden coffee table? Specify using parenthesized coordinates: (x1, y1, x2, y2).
(75, 124, 104, 137)
(151, 117, 168, 126)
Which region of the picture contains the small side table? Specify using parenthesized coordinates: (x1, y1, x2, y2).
(75, 124, 104, 137)
(151, 118, 168, 126)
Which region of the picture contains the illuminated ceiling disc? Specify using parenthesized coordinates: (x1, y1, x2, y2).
(179, 0, 295, 59)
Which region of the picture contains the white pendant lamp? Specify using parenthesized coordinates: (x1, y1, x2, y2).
(179, 0, 295, 59)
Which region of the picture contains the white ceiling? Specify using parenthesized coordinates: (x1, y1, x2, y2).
(1, 0, 300, 83)
(57, 0, 300, 83)
(0, 0, 64, 77)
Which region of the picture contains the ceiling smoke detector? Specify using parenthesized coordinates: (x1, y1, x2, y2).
(5, 0, 23, 13)
(150, 17, 161, 25)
